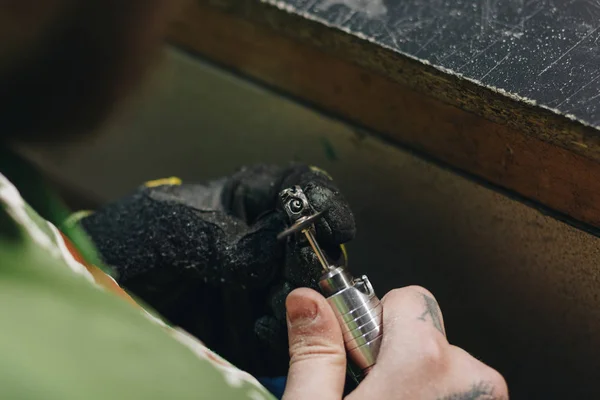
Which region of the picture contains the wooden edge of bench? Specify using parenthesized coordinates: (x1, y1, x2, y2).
(182, 0, 600, 163)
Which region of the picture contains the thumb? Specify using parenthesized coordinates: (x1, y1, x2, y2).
(282, 288, 347, 400)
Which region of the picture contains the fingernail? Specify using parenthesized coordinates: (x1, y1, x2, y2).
(286, 295, 319, 328)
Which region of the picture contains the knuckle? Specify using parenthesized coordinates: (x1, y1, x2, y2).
(418, 334, 449, 369)
(486, 369, 509, 398)
(452, 346, 509, 398)
(288, 340, 346, 366)
(408, 285, 436, 300)
(382, 285, 436, 305)
(381, 287, 408, 304)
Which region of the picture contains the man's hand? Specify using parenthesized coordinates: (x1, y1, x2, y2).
(283, 287, 509, 400)
(79, 163, 355, 377)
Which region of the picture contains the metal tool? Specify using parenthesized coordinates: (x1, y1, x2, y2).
(278, 186, 383, 382)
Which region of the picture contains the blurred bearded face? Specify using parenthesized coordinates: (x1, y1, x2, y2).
(0, 0, 182, 143)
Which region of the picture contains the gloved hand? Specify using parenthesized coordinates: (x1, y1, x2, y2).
(80, 163, 355, 377)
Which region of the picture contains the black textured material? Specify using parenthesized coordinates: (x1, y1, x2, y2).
(271, 0, 600, 127)
(81, 163, 355, 377)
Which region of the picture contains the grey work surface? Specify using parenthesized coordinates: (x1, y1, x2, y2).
(266, 0, 600, 128)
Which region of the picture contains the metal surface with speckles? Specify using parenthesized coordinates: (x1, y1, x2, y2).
(265, 0, 600, 128)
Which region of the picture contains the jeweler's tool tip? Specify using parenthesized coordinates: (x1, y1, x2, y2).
(277, 210, 326, 241)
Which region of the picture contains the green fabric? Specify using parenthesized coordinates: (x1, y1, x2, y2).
(0, 232, 272, 399)
(0, 147, 109, 274)
(0, 149, 275, 400)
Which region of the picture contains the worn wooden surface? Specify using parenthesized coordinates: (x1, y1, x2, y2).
(168, 1, 600, 231)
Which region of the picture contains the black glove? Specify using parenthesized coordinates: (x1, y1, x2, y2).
(80, 163, 355, 377)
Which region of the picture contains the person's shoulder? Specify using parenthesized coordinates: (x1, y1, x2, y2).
(0, 172, 52, 242)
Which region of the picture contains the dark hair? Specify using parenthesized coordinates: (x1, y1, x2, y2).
(0, 1, 171, 144)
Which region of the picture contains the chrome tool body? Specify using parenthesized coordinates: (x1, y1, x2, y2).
(278, 186, 383, 381)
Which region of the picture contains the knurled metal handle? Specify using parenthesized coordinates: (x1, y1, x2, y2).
(319, 268, 383, 375)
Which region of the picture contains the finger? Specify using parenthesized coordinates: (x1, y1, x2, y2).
(381, 285, 447, 340)
(370, 286, 449, 377)
(283, 288, 346, 400)
(444, 346, 509, 399)
(349, 287, 451, 398)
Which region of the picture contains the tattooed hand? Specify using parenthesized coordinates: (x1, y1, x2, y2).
(281, 286, 508, 400)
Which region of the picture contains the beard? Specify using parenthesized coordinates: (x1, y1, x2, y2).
(0, 0, 176, 145)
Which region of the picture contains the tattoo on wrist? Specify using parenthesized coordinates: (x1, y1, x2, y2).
(418, 293, 445, 335)
(438, 381, 503, 400)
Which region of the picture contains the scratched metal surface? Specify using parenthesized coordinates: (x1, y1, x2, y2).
(266, 0, 600, 127)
